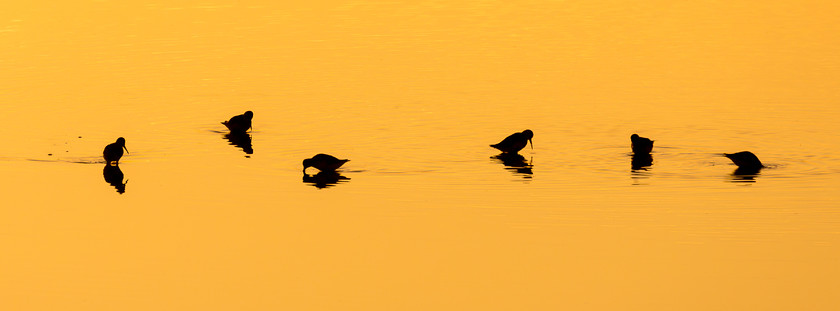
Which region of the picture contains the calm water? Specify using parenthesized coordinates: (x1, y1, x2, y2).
(2, 1, 840, 310)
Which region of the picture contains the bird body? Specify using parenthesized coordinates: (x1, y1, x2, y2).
(724, 151, 763, 170)
(490, 129, 533, 153)
(103, 137, 128, 166)
(630, 134, 654, 154)
(222, 111, 253, 133)
(303, 154, 349, 172)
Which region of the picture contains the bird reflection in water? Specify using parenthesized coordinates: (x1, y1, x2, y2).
(223, 132, 253, 155)
(103, 165, 127, 194)
(729, 167, 761, 183)
(492, 153, 533, 178)
(629, 154, 653, 185)
(631, 153, 653, 170)
(303, 171, 350, 189)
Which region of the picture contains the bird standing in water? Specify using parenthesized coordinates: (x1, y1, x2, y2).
(490, 129, 533, 154)
(222, 111, 253, 133)
(724, 151, 763, 170)
(103, 137, 128, 166)
(303, 154, 349, 173)
(630, 134, 654, 154)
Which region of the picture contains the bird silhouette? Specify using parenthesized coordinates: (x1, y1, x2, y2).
(490, 129, 533, 154)
(103, 137, 128, 166)
(303, 154, 349, 173)
(221, 111, 253, 133)
(724, 151, 763, 171)
(630, 134, 654, 154)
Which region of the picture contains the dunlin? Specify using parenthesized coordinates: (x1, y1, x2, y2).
(490, 129, 533, 153)
(103, 137, 128, 166)
(630, 134, 654, 154)
(303, 154, 349, 172)
(222, 111, 253, 133)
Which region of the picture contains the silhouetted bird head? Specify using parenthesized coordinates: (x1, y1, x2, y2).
(244, 111, 254, 119)
(302, 158, 313, 171)
(522, 129, 533, 139)
(522, 129, 533, 149)
(116, 137, 128, 153)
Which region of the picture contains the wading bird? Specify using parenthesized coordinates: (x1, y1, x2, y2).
(222, 111, 253, 133)
(103, 137, 128, 166)
(303, 154, 349, 173)
(630, 134, 654, 154)
(724, 151, 763, 171)
(490, 129, 533, 154)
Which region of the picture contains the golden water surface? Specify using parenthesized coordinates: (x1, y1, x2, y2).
(2, 1, 840, 310)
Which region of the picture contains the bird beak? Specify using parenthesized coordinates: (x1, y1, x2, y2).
(529, 138, 533, 149)
(123, 146, 129, 154)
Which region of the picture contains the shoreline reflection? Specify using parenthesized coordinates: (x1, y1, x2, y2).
(303, 171, 350, 189)
(223, 132, 253, 155)
(492, 153, 533, 178)
(103, 165, 127, 194)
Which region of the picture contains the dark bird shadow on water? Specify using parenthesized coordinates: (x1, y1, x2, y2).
(631, 153, 653, 171)
(223, 132, 253, 156)
(303, 171, 350, 189)
(492, 153, 533, 178)
(103, 165, 127, 194)
(729, 167, 761, 183)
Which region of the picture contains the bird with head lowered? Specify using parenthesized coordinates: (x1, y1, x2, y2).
(222, 111, 253, 133)
(490, 129, 533, 154)
(303, 154, 349, 173)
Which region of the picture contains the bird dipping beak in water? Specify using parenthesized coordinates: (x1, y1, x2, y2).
(724, 151, 763, 171)
(302, 153, 350, 173)
(630, 134, 654, 154)
(222, 111, 253, 133)
(490, 129, 533, 154)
